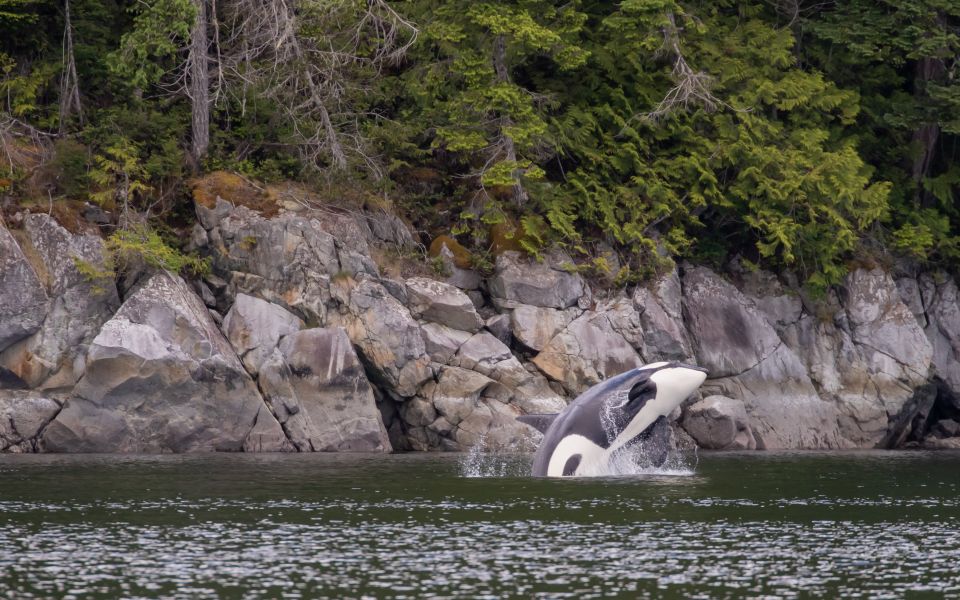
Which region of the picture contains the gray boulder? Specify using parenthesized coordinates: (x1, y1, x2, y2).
(329, 276, 432, 397)
(532, 311, 643, 395)
(258, 328, 391, 452)
(408, 366, 554, 452)
(222, 293, 304, 376)
(0, 391, 61, 452)
(489, 251, 585, 309)
(682, 395, 756, 450)
(0, 219, 48, 353)
(42, 272, 288, 452)
(0, 214, 119, 389)
(405, 277, 483, 332)
(510, 305, 577, 352)
(420, 322, 473, 364)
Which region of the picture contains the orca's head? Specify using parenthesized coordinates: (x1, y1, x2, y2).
(605, 362, 708, 453)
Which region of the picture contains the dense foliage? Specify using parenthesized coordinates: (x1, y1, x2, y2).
(1, 0, 957, 288)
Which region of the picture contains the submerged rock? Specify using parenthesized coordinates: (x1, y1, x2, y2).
(42, 272, 287, 453)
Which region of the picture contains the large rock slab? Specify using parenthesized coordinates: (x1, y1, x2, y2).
(781, 269, 934, 447)
(42, 272, 287, 453)
(222, 293, 304, 376)
(532, 311, 643, 395)
(0, 220, 48, 353)
(842, 268, 932, 386)
(405, 277, 483, 332)
(329, 276, 432, 398)
(258, 328, 391, 452)
(682, 265, 781, 378)
(0, 391, 61, 452)
(0, 214, 119, 389)
(684, 265, 846, 448)
(489, 251, 585, 309)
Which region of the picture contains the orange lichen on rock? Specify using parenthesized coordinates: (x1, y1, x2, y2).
(429, 235, 473, 269)
(191, 171, 279, 218)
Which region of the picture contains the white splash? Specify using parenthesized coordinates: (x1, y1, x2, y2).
(459, 436, 530, 478)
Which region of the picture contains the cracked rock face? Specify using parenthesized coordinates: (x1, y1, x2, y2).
(197, 197, 376, 323)
(222, 293, 304, 376)
(42, 272, 288, 453)
(0, 391, 61, 452)
(779, 269, 934, 447)
(632, 268, 692, 362)
(683, 266, 781, 378)
(329, 276, 432, 398)
(0, 214, 119, 389)
(685, 266, 846, 448)
(0, 219, 48, 354)
(258, 328, 391, 452)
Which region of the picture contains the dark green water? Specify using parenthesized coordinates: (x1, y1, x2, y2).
(1, 451, 959, 599)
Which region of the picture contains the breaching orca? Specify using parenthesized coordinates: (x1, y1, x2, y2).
(518, 362, 708, 477)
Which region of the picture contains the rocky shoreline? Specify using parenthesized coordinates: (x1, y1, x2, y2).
(2, 181, 959, 454)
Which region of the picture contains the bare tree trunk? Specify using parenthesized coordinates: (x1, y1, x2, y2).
(58, 0, 83, 132)
(911, 56, 943, 207)
(189, 0, 211, 165)
(492, 34, 526, 207)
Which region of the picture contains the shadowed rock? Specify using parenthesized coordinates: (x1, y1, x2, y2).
(0, 219, 48, 353)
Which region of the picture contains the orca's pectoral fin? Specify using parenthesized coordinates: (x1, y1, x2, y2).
(516, 413, 558, 434)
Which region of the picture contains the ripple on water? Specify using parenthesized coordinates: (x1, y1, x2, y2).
(1, 451, 959, 599)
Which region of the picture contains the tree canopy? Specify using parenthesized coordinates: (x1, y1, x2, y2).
(1, 0, 957, 289)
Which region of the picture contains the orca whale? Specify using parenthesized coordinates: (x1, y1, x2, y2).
(518, 362, 708, 477)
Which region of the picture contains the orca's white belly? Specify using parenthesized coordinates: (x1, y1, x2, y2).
(546, 434, 606, 477)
